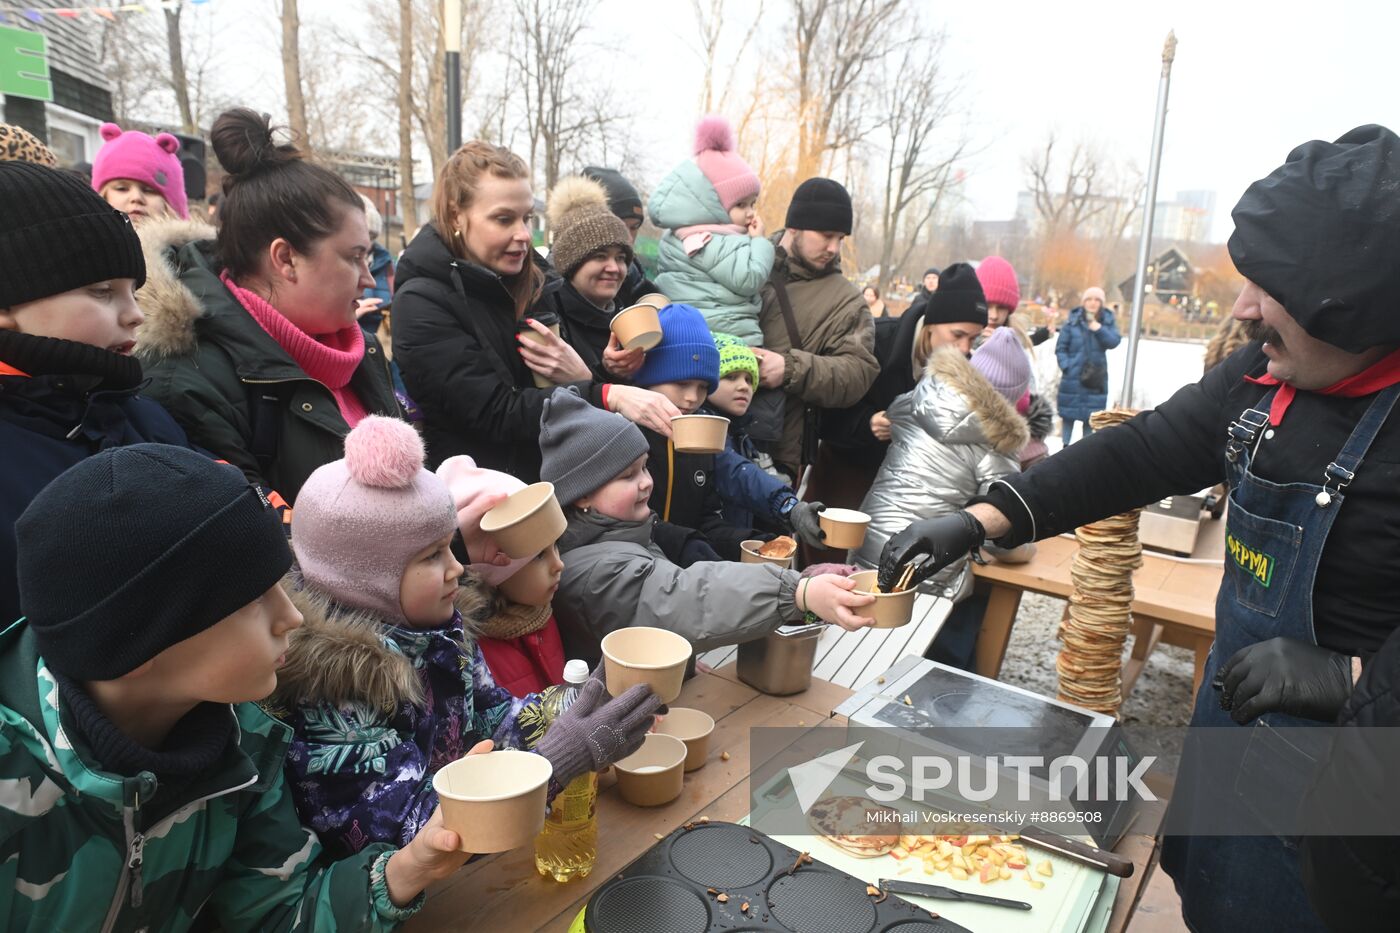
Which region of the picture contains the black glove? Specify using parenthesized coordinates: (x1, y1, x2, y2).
(877, 511, 986, 591)
(787, 500, 825, 549)
(1217, 636, 1353, 724)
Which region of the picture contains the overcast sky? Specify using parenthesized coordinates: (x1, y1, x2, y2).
(193, 0, 1396, 244)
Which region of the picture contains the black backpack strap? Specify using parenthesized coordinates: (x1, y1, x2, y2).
(768, 269, 804, 351)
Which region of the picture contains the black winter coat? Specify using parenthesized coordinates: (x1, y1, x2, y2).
(642, 426, 757, 562)
(0, 332, 190, 626)
(531, 277, 614, 376)
(981, 342, 1400, 658)
(392, 224, 602, 477)
(818, 313, 910, 467)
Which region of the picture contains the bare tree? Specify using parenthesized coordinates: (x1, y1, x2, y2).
(872, 34, 969, 292)
(95, 6, 166, 125)
(1023, 132, 1112, 239)
(398, 0, 418, 236)
(164, 5, 195, 133)
(280, 0, 310, 146)
(689, 0, 765, 113)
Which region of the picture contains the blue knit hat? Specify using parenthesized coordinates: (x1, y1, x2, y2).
(632, 303, 721, 392)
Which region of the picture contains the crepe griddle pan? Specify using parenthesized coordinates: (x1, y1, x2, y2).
(583, 821, 968, 933)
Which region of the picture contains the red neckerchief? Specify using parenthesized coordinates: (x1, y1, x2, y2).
(0, 361, 28, 378)
(1245, 346, 1400, 426)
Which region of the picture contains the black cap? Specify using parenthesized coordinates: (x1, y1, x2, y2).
(0, 161, 145, 308)
(920, 262, 986, 327)
(785, 177, 853, 235)
(582, 165, 643, 223)
(1229, 124, 1400, 353)
(16, 445, 292, 680)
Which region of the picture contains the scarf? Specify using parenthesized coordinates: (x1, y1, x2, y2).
(220, 272, 368, 427)
(1245, 345, 1400, 426)
(675, 222, 747, 257)
(0, 329, 143, 390)
(476, 600, 553, 641)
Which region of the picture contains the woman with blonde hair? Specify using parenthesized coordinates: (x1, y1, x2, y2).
(391, 142, 678, 479)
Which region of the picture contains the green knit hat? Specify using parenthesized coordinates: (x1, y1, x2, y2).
(713, 332, 758, 386)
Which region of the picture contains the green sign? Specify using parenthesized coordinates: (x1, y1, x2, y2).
(0, 26, 52, 103)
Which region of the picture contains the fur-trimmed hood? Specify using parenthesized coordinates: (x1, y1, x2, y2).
(921, 347, 1029, 456)
(133, 216, 217, 359)
(268, 573, 492, 714)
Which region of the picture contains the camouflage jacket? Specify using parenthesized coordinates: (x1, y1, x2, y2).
(0, 620, 419, 932)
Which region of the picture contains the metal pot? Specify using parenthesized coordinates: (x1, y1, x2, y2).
(736, 623, 824, 696)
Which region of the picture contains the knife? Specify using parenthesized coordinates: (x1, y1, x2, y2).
(878, 878, 1032, 910)
(1019, 826, 1134, 878)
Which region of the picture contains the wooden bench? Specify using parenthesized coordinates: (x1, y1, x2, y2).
(971, 522, 1223, 697)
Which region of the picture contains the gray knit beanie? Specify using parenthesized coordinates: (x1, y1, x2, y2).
(539, 387, 649, 506)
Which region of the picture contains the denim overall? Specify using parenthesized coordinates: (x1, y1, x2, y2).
(1160, 384, 1400, 932)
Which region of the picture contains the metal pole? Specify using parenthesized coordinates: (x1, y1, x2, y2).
(444, 0, 462, 154)
(1120, 31, 1176, 408)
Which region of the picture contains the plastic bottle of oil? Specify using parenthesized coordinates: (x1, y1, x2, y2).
(534, 659, 598, 882)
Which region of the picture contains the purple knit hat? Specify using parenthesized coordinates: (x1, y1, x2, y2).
(91, 123, 189, 219)
(976, 255, 1020, 310)
(693, 115, 760, 211)
(291, 416, 457, 624)
(971, 327, 1032, 403)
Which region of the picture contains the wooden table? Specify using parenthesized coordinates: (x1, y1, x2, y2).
(405, 665, 1160, 932)
(972, 523, 1223, 697)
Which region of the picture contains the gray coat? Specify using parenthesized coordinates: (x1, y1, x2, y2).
(553, 510, 804, 662)
(852, 348, 1029, 588)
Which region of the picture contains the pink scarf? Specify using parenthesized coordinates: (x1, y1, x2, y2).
(220, 272, 368, 427)
(675, 222, 747, 257)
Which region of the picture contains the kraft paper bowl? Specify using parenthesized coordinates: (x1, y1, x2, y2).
(432, 749, 552, 852)
(654, 707, 716, 772)
(849, 569, 917, 629)
(610, 302, 664, 351)
(636, 292, 671, 309)
(600, 626, 692, 703)
(479, 482, 567, 559)
(670, 414, 729, 454)
(818, 507, 871, 550)
(740, 539, 795, 568)
(613, 734, 688, 806)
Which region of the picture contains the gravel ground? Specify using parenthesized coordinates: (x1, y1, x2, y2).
(995, 592, 1196, 769)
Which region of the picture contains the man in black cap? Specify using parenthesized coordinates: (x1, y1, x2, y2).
(581, 165, 658, 307)
(754, 177, 878, 482)
(877, 126, 1400, 932)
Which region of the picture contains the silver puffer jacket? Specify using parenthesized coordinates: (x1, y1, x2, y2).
(852, 347, 1029, 591)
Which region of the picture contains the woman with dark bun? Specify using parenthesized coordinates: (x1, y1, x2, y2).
(136, 108, 400, 503)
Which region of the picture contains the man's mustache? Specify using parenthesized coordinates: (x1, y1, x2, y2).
(1243, 318, 1284, 350)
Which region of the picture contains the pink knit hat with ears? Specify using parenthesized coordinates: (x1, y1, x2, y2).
(291, 417, 457, 625)
(976, 256, 1021, 310)
(91, 123, 189, 219)
(693, 115, 760, 211)
(435, 456, 533, 587)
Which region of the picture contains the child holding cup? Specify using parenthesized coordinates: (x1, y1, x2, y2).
(267, 415, 659, 859)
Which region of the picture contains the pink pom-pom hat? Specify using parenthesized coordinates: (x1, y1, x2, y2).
(292, 416, 457, 624)
(436, 455, 533, 587)
(91, 122, 189, 219)
(692, 114, 760, 211)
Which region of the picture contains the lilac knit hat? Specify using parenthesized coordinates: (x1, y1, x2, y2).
(291, 416, 456, 624)
(976, 255, 1021, 310)
(971, 327, 1032, 404)
(91, 123, 189, 219)
(693, 115, 760, 211)
(436, 455, 536, 587)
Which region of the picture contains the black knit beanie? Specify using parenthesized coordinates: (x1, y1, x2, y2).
(0, 161, 145, 308)
(582, 165, 644, 223)
(785, 177, 853, 235)
(15, 444, 292, 680)
(921, 262, 987, 327)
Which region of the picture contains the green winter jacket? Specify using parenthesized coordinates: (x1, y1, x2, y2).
(0, 620, 418, 932)
(647, 160, 774, 346)
(135, 219, 401, 504)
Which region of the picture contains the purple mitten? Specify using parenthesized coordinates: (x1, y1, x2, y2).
(534, 680, 661, 785)
(800, 562, 859, 578)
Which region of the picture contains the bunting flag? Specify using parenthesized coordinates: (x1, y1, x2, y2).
(0, 1, 213, 23)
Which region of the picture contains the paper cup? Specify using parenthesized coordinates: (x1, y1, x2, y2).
(636, 292, 670, 309)
(655, 707, 715, 772)
(518, 323, 561, 389)
(611, 303, 663, 351)
(432, 749, 552, 852)
(670, 414, 729, 454)
(613, 734, 687, 806)
(740, 539, 795, 568)
(479, 482, 568, 559)
(600, 626, 692, 703)
(818, 507, 871, 549)
(849, 569, 917, 629)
